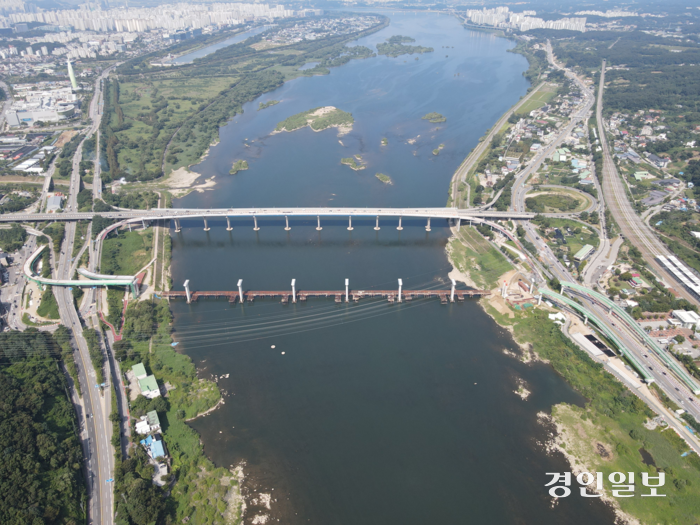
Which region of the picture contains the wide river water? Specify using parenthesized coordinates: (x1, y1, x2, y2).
(170, 11, 617, 524)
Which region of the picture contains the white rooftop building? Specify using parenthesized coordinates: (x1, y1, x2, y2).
(672, 310, 700, 329)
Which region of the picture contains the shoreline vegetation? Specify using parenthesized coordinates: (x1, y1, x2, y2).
(422, 112, 446, 123)
(274, 106, 354, 136)
(377, 35, 434, 58)
(258, 100, 280, 111)
(381, 137, 388, 146)
(375, 173, 392, 184)
(341, 156, 365, 171)
(229, 159, 249, 175)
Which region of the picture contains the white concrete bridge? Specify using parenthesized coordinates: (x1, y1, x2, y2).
(1, 207, 542, 227)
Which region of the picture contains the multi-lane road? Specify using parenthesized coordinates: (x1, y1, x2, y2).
(51, 67, 116, 525)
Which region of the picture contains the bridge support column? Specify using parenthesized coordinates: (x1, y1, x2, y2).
(425, 217, 431, 232)
(347, 216, 353, 231)
(253, 216, 260, 231)
(397, 216, 403, 231)
(291, 279, 296, 303)
(529, 282, 534, 294)
(560, 285, 564, 295)
(203, 218, 210, 232)
(237, 279, 244, 304)
(537, 295, 542, 306)
(142, 219, 146, 229)
(226, 217, 232, 231)
(285, 216, 291, 231)
(374, 216, 380, 231)
(184, 280, 191, 304)
(128, 223, 132, 232)
(174, 218, 181, 233)
(456, 219, 461, 231)
(398, 279, 402, 303)
(316, 216, 322, 231)
(345, 279, 349, 303)
(450, 278, 456, 303)
(584, 316, 588, 325)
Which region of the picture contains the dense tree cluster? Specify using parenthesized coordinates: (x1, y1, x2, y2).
(0, 330, 86, 525)
(0, 223, 27, 251)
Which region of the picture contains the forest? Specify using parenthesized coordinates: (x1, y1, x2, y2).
(0, 329, 86, 525)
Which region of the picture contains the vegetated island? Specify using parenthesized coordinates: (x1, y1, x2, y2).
(229, 159, 249, 174)
(433, 143, 445, 156)
(381, 137, 388, 146)
(341, 156, 365, 171)
(423, 112, 446, 123)
(274, 106, 354, 136)
(377, 35, 434, 58)
(376, 173, 392, 184)
(258, 100, 280, 111)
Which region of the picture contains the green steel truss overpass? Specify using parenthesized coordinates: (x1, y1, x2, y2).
(539, 288, 654, 383)
(25, 245, 138, 297)
(560, 281, 700, 395)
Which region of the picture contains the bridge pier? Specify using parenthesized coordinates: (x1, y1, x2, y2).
(184, 280, 191, 304)
(425, 217, 431, 232)
(253, 216, 260, 231)
(450, 278, 456, 303)
(397, 216, 403, 231)
(316, 216, 322, 231)
(347, 216, 353, 231)
(174, 218, 181, 233)
(584, 315, 588, 325)
(291, 279, 296, 303)
(203, 218, 210, 232)
(537, 295, 542, 306)
(398, 279, 403, 303)
(456, 218, 461, 231)
(374, 216, 380, 231)
(284, 216, 291, 231)
(345, 278, 349, 303)
(226, 217, 232, 231)
(238, 279, 244, 303)
(128, 223, 132, 232)
(142, 219, 146, 229)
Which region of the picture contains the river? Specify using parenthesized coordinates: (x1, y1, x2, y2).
(169, 11, 617, 524)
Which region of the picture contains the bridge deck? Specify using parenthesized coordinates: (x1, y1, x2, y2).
(161, 289, 490, 303)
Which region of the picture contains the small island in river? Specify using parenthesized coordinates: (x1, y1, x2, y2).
(229, 159, 249, 174)
(376, 173, 392, 185)
(341, 156, 365, 171)
(275, 106, 354, 136)
(423, 112, 446, 123)
(377, 35, 434, 58)
(433, 144, 445, 156)
(258, 100, 280, 111)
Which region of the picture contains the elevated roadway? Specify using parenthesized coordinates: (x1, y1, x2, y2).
(24, 245, 138, 293)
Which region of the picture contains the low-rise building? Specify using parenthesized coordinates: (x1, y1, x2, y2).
(138, 375, 161, 399)
(46, 194, 63, 212)
(573, 244, 594, 261)
(132, 362, 147, 380)
(672, 310, 700, 329)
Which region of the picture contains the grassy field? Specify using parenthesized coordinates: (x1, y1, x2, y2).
(526, 188, 590, 212)
(101, 229, 153, 275)
(515, 83, 557, 115)
(115, 77, 234, 176)
(449, 226, 512, 288)
(36, 289, 60, 319)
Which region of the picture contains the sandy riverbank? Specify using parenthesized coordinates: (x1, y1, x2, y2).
(162, 167, 217, 197)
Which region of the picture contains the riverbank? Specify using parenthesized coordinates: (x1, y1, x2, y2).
(446, 230, 700, 523)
